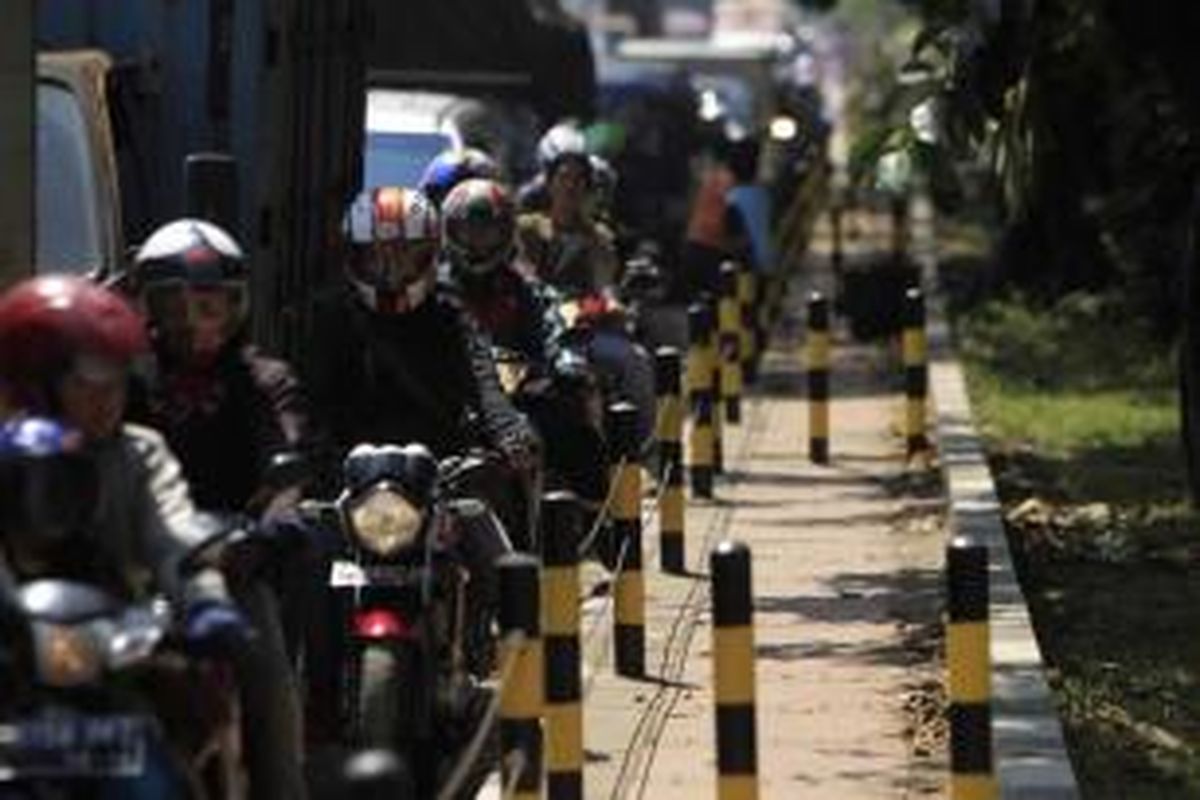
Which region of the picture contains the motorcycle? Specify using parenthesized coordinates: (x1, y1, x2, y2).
(298, 443, 506, 799)
(557, 291, 657, 458)
(0, 527, 250, 799)
(493, 346, 609, 511)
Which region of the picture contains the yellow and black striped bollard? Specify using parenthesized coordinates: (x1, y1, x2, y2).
(608, 402, 645, 678)
(718, 261, 745, 426)
(712, 540, 758, 800)
(687, 303, 717, 499)
(541, 493, 583, 800)
(947, 536, 996, 800)
(498, 553, 543, 800)
(903, 287, 930, 460)
(806, 291, 831, 465)
(655, 347, 687, 574)
(737, 267, 759, 386)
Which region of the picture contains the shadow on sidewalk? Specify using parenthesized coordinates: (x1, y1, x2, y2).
(753, 566, 942, 669)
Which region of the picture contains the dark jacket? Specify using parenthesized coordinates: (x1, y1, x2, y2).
(442, 263, 562, 370)
(304, 287, 538, 472)
(129, 344, 313, 514)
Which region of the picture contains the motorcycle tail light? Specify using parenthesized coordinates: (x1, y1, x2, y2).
(353, 608, 415, 640)
(34, 623, 104, 688)
(346, 485, 424, 557)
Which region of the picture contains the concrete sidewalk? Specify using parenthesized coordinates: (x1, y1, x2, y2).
(576, 221, 947, 799)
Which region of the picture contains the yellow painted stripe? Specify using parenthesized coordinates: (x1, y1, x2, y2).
(809, 402, 830, 438)
(906, 398, 926, 437)
(721, 362, 743, 396)
(805, 332, 831, 370)
(950, 773, 998, 800)
(903, 329, 928, 366)
(717, 774, 759, 800)
(615, 572, 645, 625)
(719, 298, 741, 332)
(542, 568, 580, 635)
(545, 702, 583, 770)
(612, 465, 641, 520)
(740, 326, 755, 358)
(713, 626, 756, 704)
(688, 350, 714, 393)
(947, 622, 991, 702)
(661, 486, 684, 532)
(690, 425, 714, 465)
(738, 273, 754, 305)
(656, 396, 685, 440)
(500, 639, 543, 717)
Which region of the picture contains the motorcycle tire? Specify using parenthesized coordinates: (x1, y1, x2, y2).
(354, 644, 427, 797)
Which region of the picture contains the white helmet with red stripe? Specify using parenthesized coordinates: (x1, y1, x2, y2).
(343, 187, 441, 314)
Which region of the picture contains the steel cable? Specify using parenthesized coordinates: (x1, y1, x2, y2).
(435, 630, 527, 800)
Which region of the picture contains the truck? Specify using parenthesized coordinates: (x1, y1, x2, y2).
(27, 0, 595, 361)
(33, 0, 367, 357)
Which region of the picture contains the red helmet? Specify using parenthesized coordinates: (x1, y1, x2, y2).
(0, 276, 147, 410)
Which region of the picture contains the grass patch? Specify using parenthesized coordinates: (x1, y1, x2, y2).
(954, 283, 1200, 797)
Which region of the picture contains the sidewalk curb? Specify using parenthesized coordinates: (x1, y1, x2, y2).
(915, 201, 1081, 798)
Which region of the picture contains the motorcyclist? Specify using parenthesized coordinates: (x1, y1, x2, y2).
(124, 218, 311, 797)
(418, 146, 502, 210)
(0, 277, 266, 784)
(127, 218, 314, 517)
(0, 276, 235, 611)
(303, 185, 533, 739)
(308, 186, 540, 486)
(440, 177, 561, 368)
(441, 177, 609, 504)
(517, 121, 621, 296)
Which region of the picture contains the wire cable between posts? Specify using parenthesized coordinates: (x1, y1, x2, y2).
(501, 749, 528, 800)
(576, 455, 627, 558)
(435, 630, 526, 800)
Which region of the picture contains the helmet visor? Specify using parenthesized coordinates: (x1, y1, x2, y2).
(354, 241, 439, 290)
(448, 219, 512, 276)
(143, 280, 247, 358)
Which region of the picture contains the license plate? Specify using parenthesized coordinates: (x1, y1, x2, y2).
(329, 560, 409, 588)
(0, 714, 148, 780)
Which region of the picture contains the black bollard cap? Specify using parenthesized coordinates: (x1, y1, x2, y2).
(903, 286, 926, 327)
(947, 536, 988, 623)
(540, 491, 581, 566)
(497, 553, 541, 636)
(655, 347, 682, 394)
(711, 540, 753, 627)
(719, 261, 741, 296)
(688, 303, 715, 343)
(807, 291, 829, 331)
(184, 152, 239, 235)
(606, 402, 640, 460)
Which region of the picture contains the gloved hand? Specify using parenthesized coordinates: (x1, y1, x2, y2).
(183, 600, 255, 658)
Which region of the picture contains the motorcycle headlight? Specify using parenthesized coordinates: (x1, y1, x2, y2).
(346, 485, 424, 557)
(33, 623, 104, 688)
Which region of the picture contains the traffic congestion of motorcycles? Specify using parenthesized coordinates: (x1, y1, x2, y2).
(0, 15, 829, 798)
